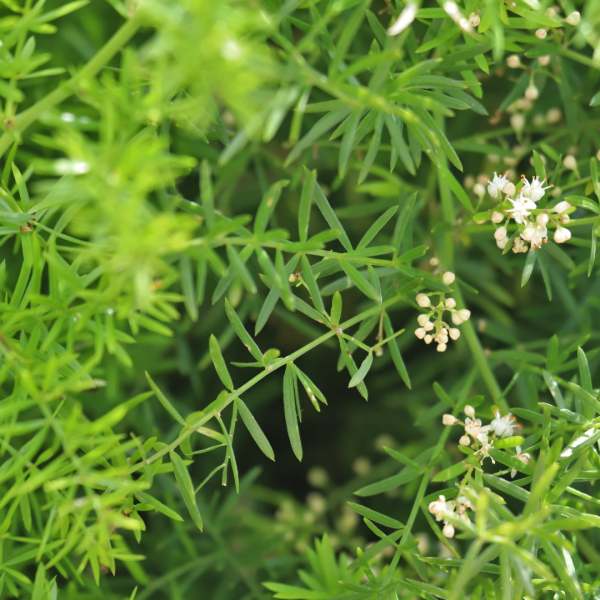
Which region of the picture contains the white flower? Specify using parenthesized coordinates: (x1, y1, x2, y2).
(443, 272, 456, 285)
(429, 495, 450, 520)
(445, 298, 456, 309)
(486, 172, 509, 198)
(512, 238, 528, 253)
(494, 226, 507, 241)
(552, 201, 571, 214)
(417, 314, 430, 327)
(563, 155, 577, 170)
(387, 2, 418, 35)
(520, 176, 552, 202)
(416, 294, 431, 307)
(521, 223, 547, 249)
(489, 409, 517, 438)
(554, 226, 571, 244)
(507, 193, 536, 224)
(464, 417, 490, 440)
(477, 438, 495, 464)
(536, 213, 549, 227)
(469, 12, 480, 27)
(443, 414, 459, 426)
(442, 522, 455, 538)
(510, 447, 531, 478)
(464, 405, 475, 418)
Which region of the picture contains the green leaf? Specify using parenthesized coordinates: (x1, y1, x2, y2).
(339, 260, 378, 300)
(392, 192, 417, 256)
(236, 398, 274, 461)
(358, 113, 384, 184)
(532, 149, 547, 181)
(565, 195, 600, 215)
(338, 109, 361, 179)
(439, 164, 474, 213)
(299, 168, 316, 242)
(313, 180, 353, 251)
(383, 313, 411, 389)
(432, 461, 469, 482)
(180, 255, 198, 322)
(209, 334, 234, 391)
(521, 249, 537, 287)
(145, 372, 186, 427)
(170, 451, 203, 531)
(225, 299, 262, 361)
(301, 255, 326, 314)
(331, 291, 342, 326)
(283, 364, 302, 461)
(357, 206, 397, 250)
(254, 180, 289, 235)
(349, 352, 373, 388)
(135, 491, 184, 522)
(493, 436, 525, 450)
(226, 245, 257, 294)
(591, 157, 600, 202)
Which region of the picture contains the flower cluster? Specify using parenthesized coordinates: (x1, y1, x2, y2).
(443, 406, 520, 465)
(428, 492, 474, 538)
(414, 272, 470, 353)
(481, 169, 573, 253)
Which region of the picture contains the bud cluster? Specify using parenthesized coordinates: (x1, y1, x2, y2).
(479, 165, 574, 253)
(414, 272, 470, 353)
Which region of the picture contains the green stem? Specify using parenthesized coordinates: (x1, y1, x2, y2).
(132, 295, 404, 472)
(0, 15, 142, 159)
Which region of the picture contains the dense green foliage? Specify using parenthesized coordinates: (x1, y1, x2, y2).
(2, 0, 600, 598)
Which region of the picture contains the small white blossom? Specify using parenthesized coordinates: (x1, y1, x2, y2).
(521, 223, 547, 249)
(489, 409, 517, 438)
(443, 414, 459, 426)
(512, 238, 528, 253)
(442, 522, 455, 538)
(428, 495, 450, 521)
(387, 2, 418, 35)
(469, 12, 480, 27)
(445, 298, 457, 309)
(507, 193, 536, 224)
(443, 271, 456, 285)
(536, 213, 549, 227)
(521, 176, 552, 202)
(486, 172, 509, 198)
(552, 200, 571, 214)
(554, 226, 571, 244)
(464, 417, 490, 440)
(510, 447, 532, 478)
(416, 294, 431, 307)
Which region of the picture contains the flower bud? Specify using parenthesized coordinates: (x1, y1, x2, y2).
(503, 182, 516, 196)
(552, 201, 571, 214)
(525, 84, 539, 101)
(445, 297, 457, 309)
(546, 108, 561, 123)
(459, 434, 471, 446)
(451, 312, 463, 325)
(417, 314, 430, 327)
(443, 271, 455, 285)
(554, 226, 571, 244)
(442, 523, 455, 538)
(443, 414, 458, 425)
(424, 320, 434, 331)
(437, 342, 447, 353)
(491, 211, 504, 224)
(469, 12, 480, 27)
(563, 155, 577, 170)
(449, 328, 460, 340)
(536, 213, 549, 226)
(415, 327, 426, 339)
(521, 225, 535, 242)
(424, 334, 433, 344)
(494, 226, 507, 241)
(439, 334, 449, 344)
(560, 214, 570, 224)
(566, 11, 580, 25)
(473, 183, 486, 197)
(538, 55, 551, 66)
(496, 237, 508, 249)
(416, 294, 431, 307)
(458, 309, 471, 322)
(506, 55, 521, 68)
(535, 28, 547, 39)
(464, 405, 475, 418)
(510, 113, 525, 132)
